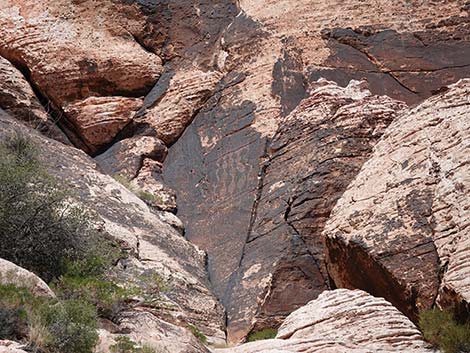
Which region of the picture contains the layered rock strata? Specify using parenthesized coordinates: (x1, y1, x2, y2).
(216, 289, 436, 353)
(324, 79, 470, 321)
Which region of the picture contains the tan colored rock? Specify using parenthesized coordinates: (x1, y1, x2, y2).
(130, 68, 224, 145)
(0, 56, 68, 143)
(95, 139, 176, 212)
(95, 136, 168, 178)
(324, 79, 470, 320)
(0, 0, 162, 149)
(0, 258, 55, 298)
(132, 158, 178, 213)
(0, 341, 27, 353)
(63, 97, 143, 153)
(216, 289, 436, 353)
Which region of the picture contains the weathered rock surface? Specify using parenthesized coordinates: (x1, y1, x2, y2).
(224, 79, 407, 341)
(95, 136, 168, 178)
(161, 0, 470, 343)
(0, 0, 163, 152)
(0, 341, 27, 353)
(216, 289, 436, 353)
(0, 110, 224, 352)
(95, 137, 177, 212)
(0, 56, 68, 143)
(3, 0, 470, 348)
(127, 68, 224, 146)
(324, 79, 470, 321)
(63, 97, 144, 153)
(0, 258, 55, 298)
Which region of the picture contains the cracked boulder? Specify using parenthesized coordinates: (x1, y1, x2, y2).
(0, 0, 163, 153)
(223, 79, 406, 342)
(162, 1, 470, 344)
(0, 109, 225, 351)
(324, 79, 470, 321)
(216, 289, 436, 353)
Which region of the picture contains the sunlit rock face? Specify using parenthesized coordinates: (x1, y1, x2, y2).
(324, 79, 470, 322)
(215, 289, 437, 353)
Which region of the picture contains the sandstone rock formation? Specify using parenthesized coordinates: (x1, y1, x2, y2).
(0, 110, 223, 352)
(2, 0, 470, 349)
(0, 0, 163, 153)
(0, 56, 68, 143)
(161, 0, 470, 342)
(0, 258, 55, 299)
(222, 79, 406, 341)
(0, 341, 27, 353)
(216, 289, 436, 353)
(324, 79, 470, 321)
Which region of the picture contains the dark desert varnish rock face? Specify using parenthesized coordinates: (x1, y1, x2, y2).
(164, 78, 407, 341)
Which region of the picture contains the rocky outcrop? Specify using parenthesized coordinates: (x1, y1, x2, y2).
(126, 69, 224, 146)
(222, 79, 406, 341)
(0, 341, 27, 353)
(216, 289, 436, 353)
(0, 258, 55, 298)
(0, 110, 224, 352)
(324, 79, 470, 321)
(0, 0, 163, 152)
(0, 56, 68, 143)
(161, 0, 470, 343)
(2, 0, 470, 348)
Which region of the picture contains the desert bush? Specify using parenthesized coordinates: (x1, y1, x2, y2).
(0, 133, 99, 281)
(246, 328, 278, 342)
(53, 254, 139, 321)
(33, 299, 98, 353)
(419, 308, 470, 353)
(188, 324, 207, 344)
(0, 283, 98, 353)
(110, 336, 156, 353)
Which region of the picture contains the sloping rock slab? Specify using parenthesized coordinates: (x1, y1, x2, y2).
(324, 79, 470, 320)
(216, 289, 435, 353)
(0, 109, 224, 351)
(0, 258, 55, 298)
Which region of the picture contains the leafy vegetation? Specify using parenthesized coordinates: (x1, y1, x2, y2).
(0, 284, 98, 353)
(0, 133, 100, 282)
(52, 256, 139, 321)
(419, 308, 470, 353)
(0, 134, 170, 352)
(246, 328, 278, 342)
(113, 174, 163, 205)
(188, 324, 207, 344)
(110, 336, 157, 353)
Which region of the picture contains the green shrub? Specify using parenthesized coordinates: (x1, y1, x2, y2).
(419, 308, 470, 353)
(35, 300, 98, 353)
(53, 255, 139, 321)
(0, 284, 98, 353)
(110, 336, 156, 353)
(113, 175, 136, 192)
(114, 174, 162, 205)
(246, 328, 278, 342)
(188, 324, 207, 344)
(0, 133, 99, 282)
(0, 285, 31, 340)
